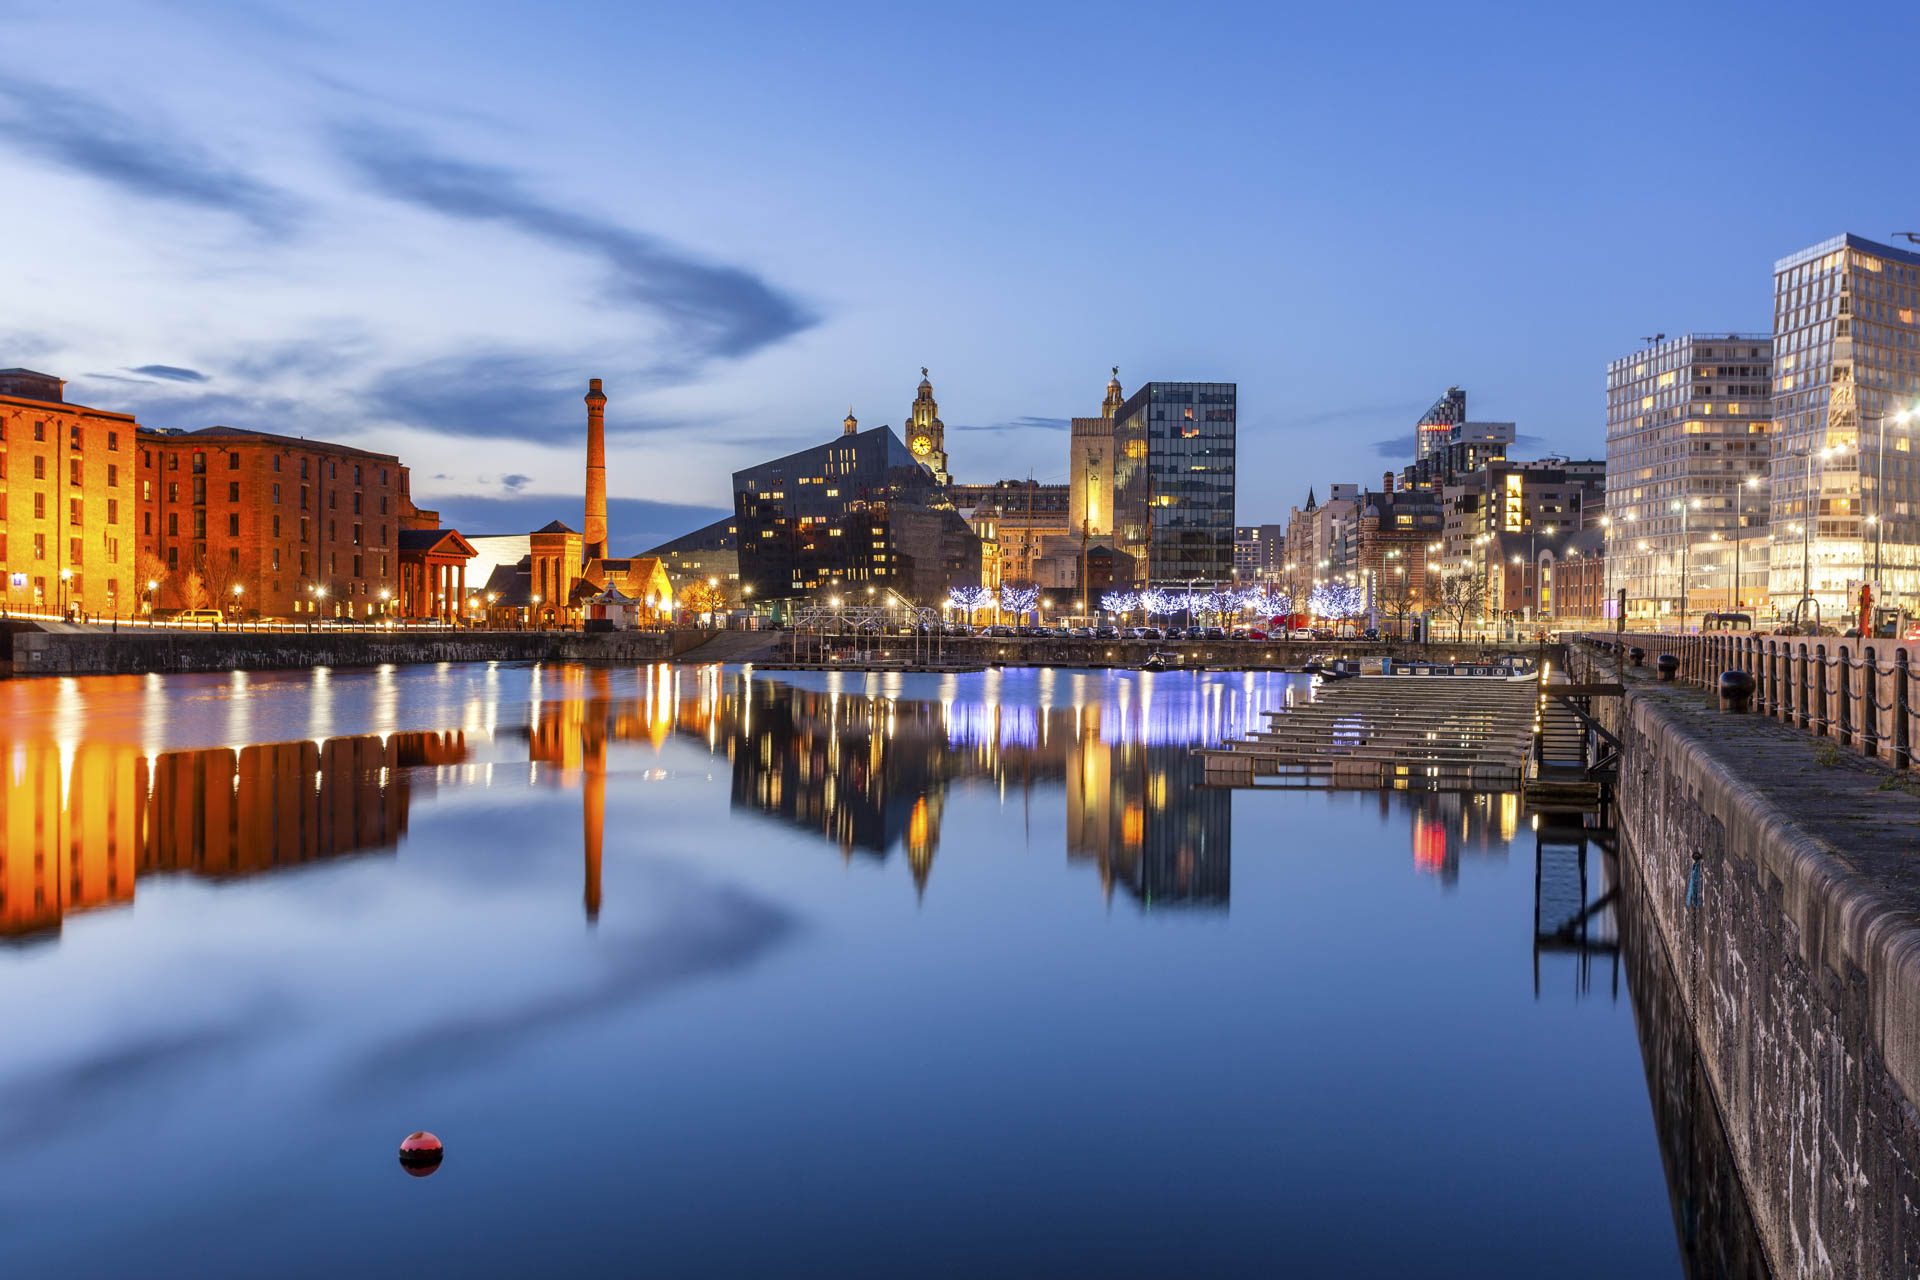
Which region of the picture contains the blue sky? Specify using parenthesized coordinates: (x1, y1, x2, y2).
(3, 0, 1917, 549)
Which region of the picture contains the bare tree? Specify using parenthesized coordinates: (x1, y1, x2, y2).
(1379, 575, 1421, 639)
(1435, 570, 1488, 642)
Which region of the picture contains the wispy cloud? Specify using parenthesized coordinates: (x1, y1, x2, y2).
(364, 351, 686, 443)
(332, 124, 815, 368)
(951, 415, 1070, 434)
(128, 364, 210, 383)
(499, 473, 532, 492)
(1370, 436, 1410, 458)
(0, 74, 297, 235)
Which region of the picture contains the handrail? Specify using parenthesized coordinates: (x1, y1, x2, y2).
(1577, 628, 1920, 771)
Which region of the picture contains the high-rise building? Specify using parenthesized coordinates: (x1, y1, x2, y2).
(1415, 386, 1468, 462)
(1765, 234, 1920, 623)
(1606, 333, 1773, 624)
(904, 368, 951, 485)
(1110, 381, 1237, 584)
(733, 418, 982, 601)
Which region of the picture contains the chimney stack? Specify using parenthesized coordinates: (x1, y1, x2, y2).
(584, 378, 608, 562)
(1382, 470, 1395, 494)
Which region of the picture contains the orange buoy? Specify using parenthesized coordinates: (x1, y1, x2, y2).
(398, 1131, 443, 1177)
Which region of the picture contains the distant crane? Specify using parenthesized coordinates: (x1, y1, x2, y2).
(1895, 232, 1920, 245)
(1639, 333, 1666, 347)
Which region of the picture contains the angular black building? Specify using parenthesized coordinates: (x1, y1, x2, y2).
(733, 423, 983, 602)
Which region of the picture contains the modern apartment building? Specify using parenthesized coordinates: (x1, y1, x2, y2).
(1415, 386, 1468, 463)
(1606, 334, 1773, 625)
(1233, 523, 1285, 583)
(1110, 381, 1237, 584)
(1765, 234, 1920, 623)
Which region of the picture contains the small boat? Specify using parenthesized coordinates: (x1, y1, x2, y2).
(1142, 650, 1183, 671)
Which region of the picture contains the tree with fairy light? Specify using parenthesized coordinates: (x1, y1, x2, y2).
(999, 582, 1040, 624)
(1101, 590, 1140, 623)
(1308, 581, 1364, 630)
(947, 584, 993, 624)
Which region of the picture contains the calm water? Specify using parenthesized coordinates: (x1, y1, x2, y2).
(0, 663, 1715, 1277)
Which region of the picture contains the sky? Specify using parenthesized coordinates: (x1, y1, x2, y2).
(4, 0, 1919, 551)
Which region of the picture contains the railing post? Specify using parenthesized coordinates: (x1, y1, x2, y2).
(1896, 648, 1912, 770)
(1816, 643, 1832, 737)
(1835, 644, 1850, 744)
(1863, 646, 1880, 758)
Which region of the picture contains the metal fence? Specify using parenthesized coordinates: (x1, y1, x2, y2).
(1580, 630, 1917, 769)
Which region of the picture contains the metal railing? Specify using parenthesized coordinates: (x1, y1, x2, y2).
(1580, 630, 1916, 769)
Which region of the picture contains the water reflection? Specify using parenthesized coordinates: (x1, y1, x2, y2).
(1, 665, 1564, 939)
(1, 731, 466, 942)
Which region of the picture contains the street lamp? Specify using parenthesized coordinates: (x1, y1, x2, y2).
(58, 566, 72, 618)
(145, 577, 159, 619)
(1670, 498, 1701, 632)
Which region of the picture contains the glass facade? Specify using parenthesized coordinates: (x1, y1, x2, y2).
(1605, 334, 1773, 623)
(1111, 382, 1236, 584)
(732, 426, 982, 602)
(1765, 234, 1920, 621)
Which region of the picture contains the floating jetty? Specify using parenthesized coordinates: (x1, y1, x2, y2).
(1199, 672, 1539, 787)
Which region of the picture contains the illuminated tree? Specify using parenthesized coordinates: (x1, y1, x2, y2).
(680, 580, 726, 628)
(947, 585, 993, 620)
(1308, 581, 1364, 621)
(999, 583, 1039, 620)
(1138, 588, 1179, 618)
(1100, 590, 1139, 618)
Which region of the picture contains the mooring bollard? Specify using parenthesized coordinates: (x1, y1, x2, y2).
(1656, 653, 1679, 682)
(1628, 646, 1646, 668)
(1718, 669, 1755, 713)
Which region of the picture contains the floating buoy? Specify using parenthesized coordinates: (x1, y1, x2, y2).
(398, 1131, 444, 1177)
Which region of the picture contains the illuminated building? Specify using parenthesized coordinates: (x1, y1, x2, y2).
(904, 367, 951, 485)
(1069, 367, 1126, 539)
(951, 479, 1070, 586)
(644, 515, 740, 590)
(136, 424, 450, 619)
(1415, 385, 1467, 462)
(732, 415, 983, 602)
(1765, 234, 1920, 621)
(1356, 473, 1443, 625)
(1110, 381, 1238, 585)
(1233, 523, 1284, 584)
(0, 369, 141, 616)
(1606, 334, 1773, 624)
(1442, 459, 1604, 619)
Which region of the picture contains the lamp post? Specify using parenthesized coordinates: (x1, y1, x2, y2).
(145, 577, 159, 621)
(58, 566, 72, 619)
(530, 593, 542, 631)
(1670, 498, 1701, 632)
(230, 582, 244, 627)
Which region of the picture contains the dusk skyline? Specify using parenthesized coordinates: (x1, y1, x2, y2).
(4, 0, 1918, 549)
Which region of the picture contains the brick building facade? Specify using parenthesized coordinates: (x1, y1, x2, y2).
(136, 426, 434, 619)
(0, 369, 141, 617)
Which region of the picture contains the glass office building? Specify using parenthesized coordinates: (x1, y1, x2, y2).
(1766, 234, 1920, 623)
(1111, 382, 1237, 585)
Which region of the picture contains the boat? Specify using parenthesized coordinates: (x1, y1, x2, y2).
(1142, 650, 1184, 671)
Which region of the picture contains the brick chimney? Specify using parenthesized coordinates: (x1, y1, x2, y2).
(584, 378, 608, 562)
(1382, 470, 1395, 494)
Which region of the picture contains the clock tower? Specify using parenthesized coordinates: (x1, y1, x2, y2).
(906, 367, 950, 484)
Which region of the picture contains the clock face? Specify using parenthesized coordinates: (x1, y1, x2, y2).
(912, 436, 931, 456)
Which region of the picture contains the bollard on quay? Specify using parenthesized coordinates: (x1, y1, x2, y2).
(1717, 669, 1755, 713)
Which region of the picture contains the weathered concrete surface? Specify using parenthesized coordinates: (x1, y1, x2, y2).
(1574, 644, 1920, 1279)
(3, 625, 671, 675)
(1620, 848, 1772, 1279)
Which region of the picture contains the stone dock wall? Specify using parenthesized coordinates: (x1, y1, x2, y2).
(1571, 642, 1920, 1279)
(2, 625, 679, 675)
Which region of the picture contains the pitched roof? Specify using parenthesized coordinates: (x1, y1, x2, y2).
(534, 519, 577, 534)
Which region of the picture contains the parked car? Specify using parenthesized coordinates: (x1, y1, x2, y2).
(1094, 625, 1121, 640)
(172, 609, 225, 626)
(1184, 626, 1206, 641)
(1204, 626, 1227, 640)
(1247, 628, 1267, 640)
